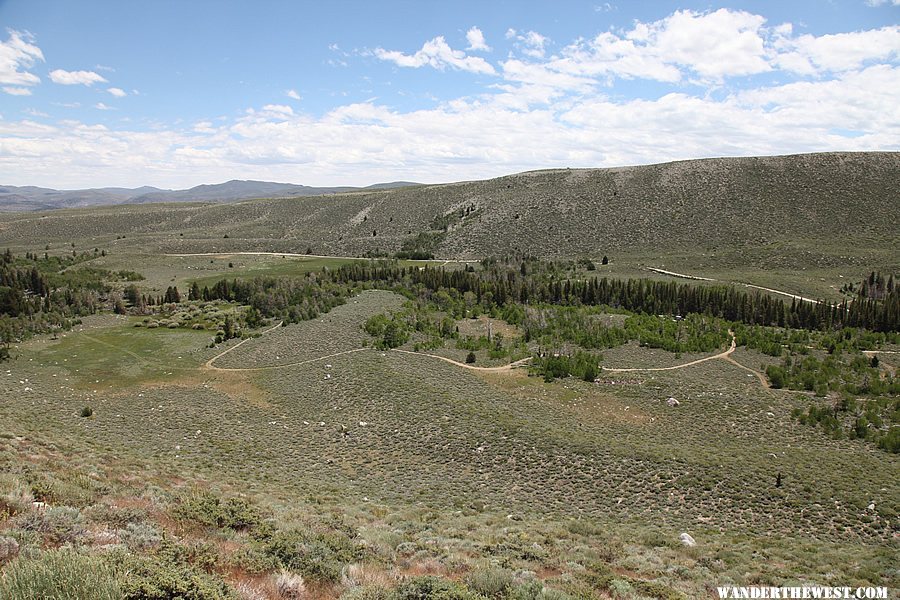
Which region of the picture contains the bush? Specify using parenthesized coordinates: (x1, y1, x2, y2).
(0, 479, 33, 517)
(466, 351, 476, 364)
(510, 581, 575, 600)
(275, 570, 308, 599)
(171, 491, 264, 531)
(264, 527, 365, 583)
(16, 506, 86, 545)
(114, 542, 237, 599)
(0, 548, 121, 600)
(81, 406, 94, 417)
(0, 535, 19, 563)
(117, 522, 162, 551)
(466, 568, 513, 598)
(393, 576, 486, 600)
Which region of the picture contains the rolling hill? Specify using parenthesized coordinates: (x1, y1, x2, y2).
(1, 152, 897, 263)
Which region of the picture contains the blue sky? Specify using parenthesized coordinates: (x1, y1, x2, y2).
(0, 0, 898, 188)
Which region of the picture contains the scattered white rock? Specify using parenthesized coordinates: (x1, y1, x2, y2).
(868, 502, 876, 511)
(679, 532, 696, 547)
(666, 397, 680, 407)
(766, 412, 775, 418)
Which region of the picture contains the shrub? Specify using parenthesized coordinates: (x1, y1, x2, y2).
(264, 527, 365, 583)
(510, 581, 575, 600)
(117, 522, 162, 552)
(81, 406, 94, 417)
(339, 585, 393, 600)
(393, 576, 486, 600)
(0, 479, 33, 517)
(0, 548, 121, 600)
(0, 535, 19, 563)
(16, 506, 86, 545)
(171, 491, 264, 531)
(466, 351, 477, 364)
(113, 542, 237, 599)
(466, 568, 513, 598)
(275, 570, 308, 599)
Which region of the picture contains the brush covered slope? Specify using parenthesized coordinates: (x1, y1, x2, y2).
(0, 152, 897, 262)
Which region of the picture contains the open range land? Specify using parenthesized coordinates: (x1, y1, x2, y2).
(0, 152, 898, 599)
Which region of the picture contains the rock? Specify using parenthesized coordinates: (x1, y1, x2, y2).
(666, 397, 680, 407)
(867, 502, 876, 511)
(679, 532, 696, 547)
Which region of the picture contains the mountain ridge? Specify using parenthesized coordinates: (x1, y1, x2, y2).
(0, 179, 420, 211)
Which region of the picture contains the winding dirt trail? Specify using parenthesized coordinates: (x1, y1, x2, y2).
(203, 321, 284, 369)
(646, 266, 826, 305)
(205, 347, 371, 372)
(391, 349, 532, 372)
(602, 334, 737, 373)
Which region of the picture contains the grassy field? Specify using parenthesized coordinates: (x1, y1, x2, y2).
(1, 270, 897, 598)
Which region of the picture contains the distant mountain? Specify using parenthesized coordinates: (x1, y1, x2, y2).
(0, 180, 419, 211)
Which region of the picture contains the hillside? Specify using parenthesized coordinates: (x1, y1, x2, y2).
(0, 152, 897, 264)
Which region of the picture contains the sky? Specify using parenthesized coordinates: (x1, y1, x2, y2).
(0, 0, 898, 190)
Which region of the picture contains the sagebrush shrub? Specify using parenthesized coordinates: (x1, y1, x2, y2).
(0, 548, 121, 600)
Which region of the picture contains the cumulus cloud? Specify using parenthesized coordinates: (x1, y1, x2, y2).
(374, 36, 496, 75)
(774, 26, 900, 74)
(107, 87, 126, 97)
(94, 102, 114, 110)
(0, 29, 44, 88)
(286, 89, 301, 100)
(544, 9, 771, 84)
(49, 69, 107, 86)
(466, 27, 490, 51)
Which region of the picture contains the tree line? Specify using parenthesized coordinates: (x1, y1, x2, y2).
(325, 262, 900, 332)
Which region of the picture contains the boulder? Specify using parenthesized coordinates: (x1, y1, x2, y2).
(679, 532, 696, 547)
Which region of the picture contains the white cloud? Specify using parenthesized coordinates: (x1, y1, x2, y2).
(286, 89, 301, 100)
(261, 104, 294, 117)
(865, 0, 900, 5)
(513, 31, 549, 58)
(466, 27, 490, 51)
(774, 26, 900, 74)
(3, 86, 32, 96)
(374, 36, 496, 75)
(553, 9, 772, 83)
(0, 29, 44, 87)
(49, 69, 107, 86)
(107, 87, 126, 97)
(94, 102, 114, 110)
